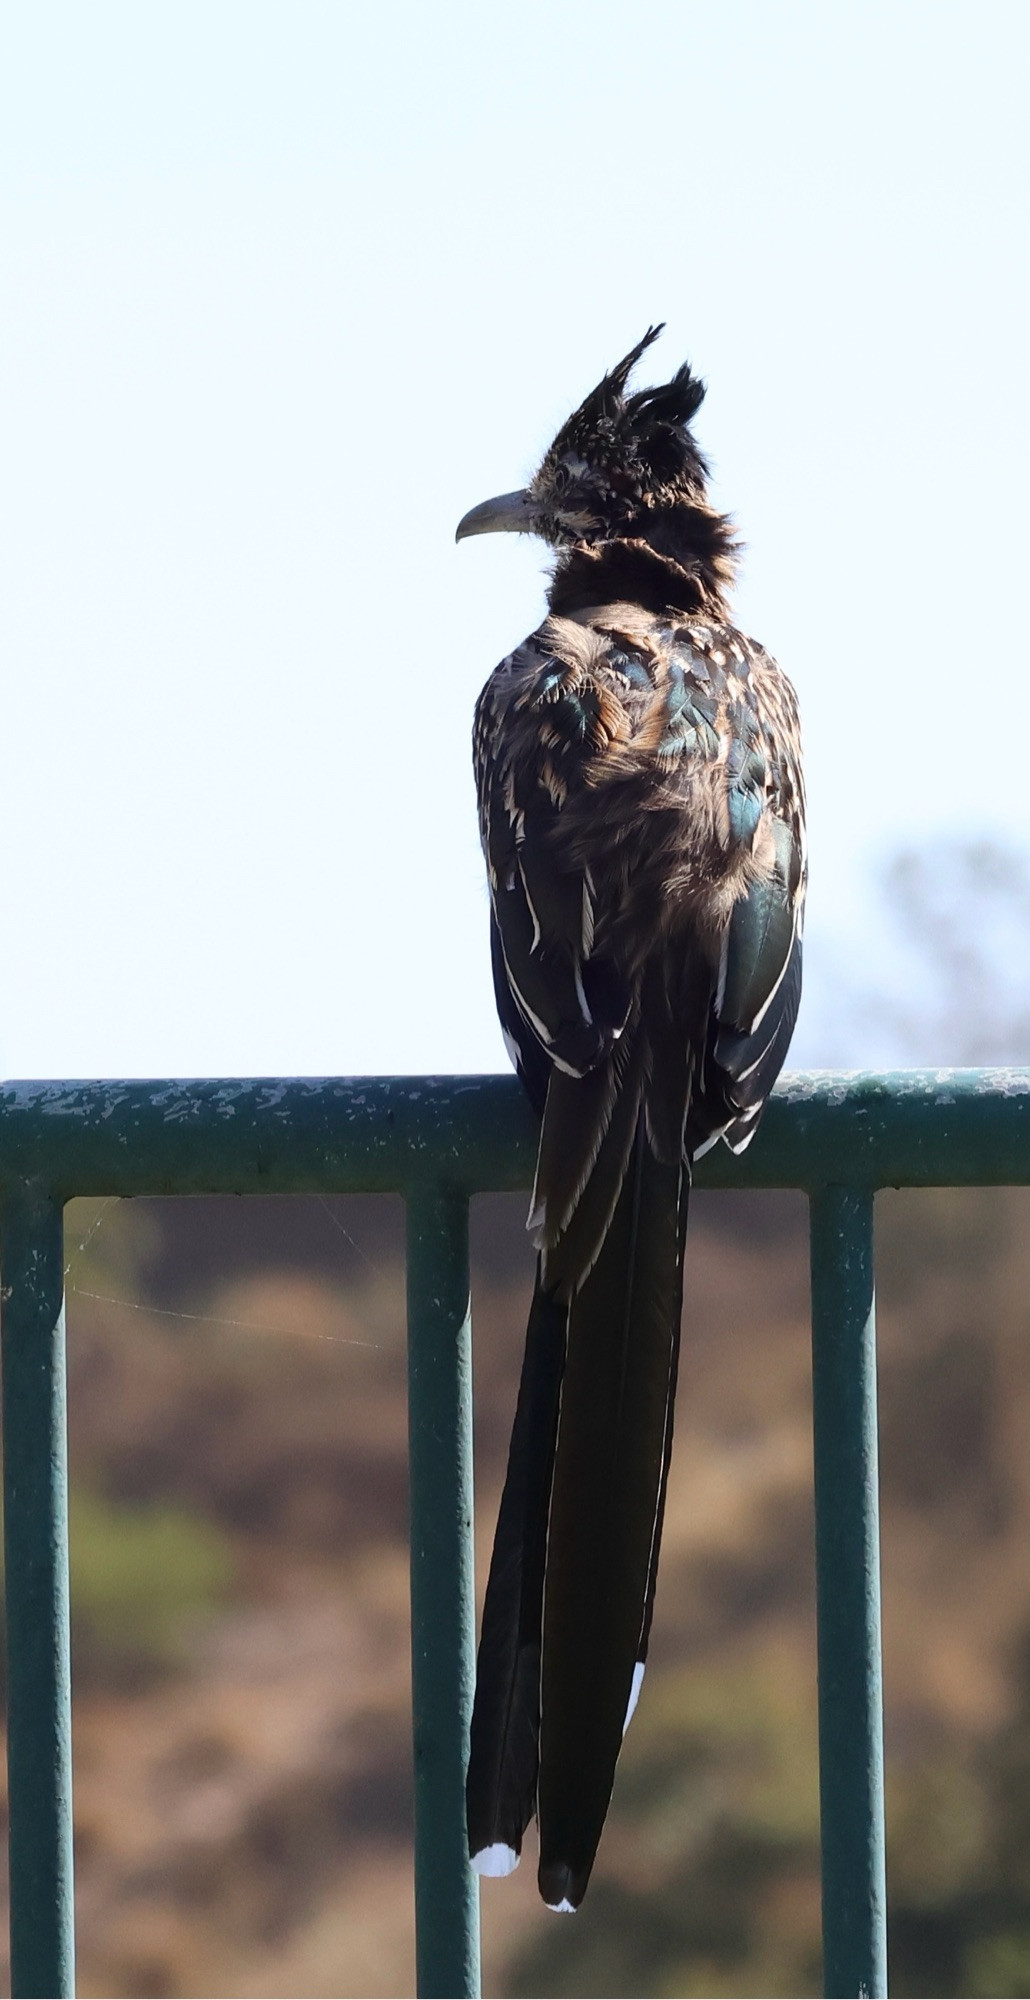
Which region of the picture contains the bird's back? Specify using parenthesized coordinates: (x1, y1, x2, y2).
(475, 603, 805, 1163)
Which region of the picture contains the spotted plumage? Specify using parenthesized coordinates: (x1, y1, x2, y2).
(458, 325, 806, 1912)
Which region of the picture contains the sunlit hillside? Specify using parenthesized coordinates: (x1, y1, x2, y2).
(3, 1176, 1030, 1996)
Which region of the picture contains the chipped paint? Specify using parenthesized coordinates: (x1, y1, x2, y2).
(0, 1070, 1026, 1199)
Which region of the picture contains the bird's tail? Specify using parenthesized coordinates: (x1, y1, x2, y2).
(537, 1122, 688, 1911)
(465, 1272, 565, 1874)
(467, 1002, 691, 1908)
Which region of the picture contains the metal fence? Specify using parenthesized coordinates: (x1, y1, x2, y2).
(1, 1068, 1028, 1999)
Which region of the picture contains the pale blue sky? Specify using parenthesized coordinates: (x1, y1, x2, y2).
(2, 2, 1027, 1078)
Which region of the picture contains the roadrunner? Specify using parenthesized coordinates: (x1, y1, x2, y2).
(457, 326, 806, 1912)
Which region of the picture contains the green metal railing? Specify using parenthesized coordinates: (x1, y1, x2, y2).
(1, 1068, 1029, 1999)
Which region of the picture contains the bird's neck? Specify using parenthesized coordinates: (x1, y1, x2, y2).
(547, 504, 737, 622)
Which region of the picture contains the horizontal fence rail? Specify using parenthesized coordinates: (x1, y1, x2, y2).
(1, 1068, 1029, 1998)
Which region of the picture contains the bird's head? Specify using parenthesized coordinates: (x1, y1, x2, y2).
(456, 325, 713, 551)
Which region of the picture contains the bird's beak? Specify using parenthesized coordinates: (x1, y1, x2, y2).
(455, 488, 537, 543)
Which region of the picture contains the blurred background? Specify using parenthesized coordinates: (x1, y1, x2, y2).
(3, 2, 1030, 1993)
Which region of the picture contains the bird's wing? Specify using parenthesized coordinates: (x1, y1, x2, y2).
(474, 633, 636, 1248)
(688, 641, 807, 1157)
(475, 642, 632, 1095)
(685, 819, 805, 1157)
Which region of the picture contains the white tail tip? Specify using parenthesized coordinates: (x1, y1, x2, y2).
(545, 1896, 577, 1914)
(623, 1660, 645, 1736)
(471, 1842, 520, 1878)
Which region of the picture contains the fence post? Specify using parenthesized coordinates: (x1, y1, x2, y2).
(405, 1183, 481, 1999)
(0, 1186, 75, 1999)
(810, 1185, 887, 1998)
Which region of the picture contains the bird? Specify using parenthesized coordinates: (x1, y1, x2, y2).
(455, 325, 806, 1914)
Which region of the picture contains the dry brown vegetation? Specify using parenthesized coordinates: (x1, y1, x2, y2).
(3, 1179, 1030, 1996)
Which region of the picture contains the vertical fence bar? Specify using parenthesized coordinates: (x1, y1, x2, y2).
(0, 1186, 75, 1999)
(810, 1186, 887, 1998)
(405, 1182, 481, 1999)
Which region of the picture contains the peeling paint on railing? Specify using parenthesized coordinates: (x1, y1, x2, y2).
(1, 1069, 1029, 1197)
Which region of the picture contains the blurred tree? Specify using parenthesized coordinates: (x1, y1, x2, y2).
(871, 841, 1030, 1065)
(800, 837, 1030, 1067)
